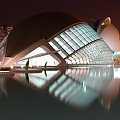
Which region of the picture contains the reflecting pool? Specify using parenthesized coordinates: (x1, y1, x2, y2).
(0, 65, 120, 120)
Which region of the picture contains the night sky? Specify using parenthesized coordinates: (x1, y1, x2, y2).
(0, 0, 120, 30)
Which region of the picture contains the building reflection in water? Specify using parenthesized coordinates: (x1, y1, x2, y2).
(4, 65, 120, 110)
(13, 70, 60, 90)
(0, 77, 8, 99)
(100, 67, 120, 110)
(49, 66, 113, 109)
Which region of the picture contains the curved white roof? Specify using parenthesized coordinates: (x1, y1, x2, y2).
(100, 24, 120, 51)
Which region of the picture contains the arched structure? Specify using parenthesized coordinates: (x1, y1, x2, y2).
(0, 12, 113, 67)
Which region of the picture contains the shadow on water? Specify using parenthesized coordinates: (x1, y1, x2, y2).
(0, 65, 120, 120)
(25, 73, 29, 83)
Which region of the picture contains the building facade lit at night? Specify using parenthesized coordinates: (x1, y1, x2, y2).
(0, 12, 113, 67)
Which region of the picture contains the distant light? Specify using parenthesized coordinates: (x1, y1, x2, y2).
(102, 22, 105, 25)
(114, 51, 120, 54)
(11, 66, 13, 69)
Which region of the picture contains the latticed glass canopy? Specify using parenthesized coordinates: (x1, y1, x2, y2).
(49, 23, 113, 64)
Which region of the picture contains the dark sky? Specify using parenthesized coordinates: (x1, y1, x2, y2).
(0, 0, 120, 30)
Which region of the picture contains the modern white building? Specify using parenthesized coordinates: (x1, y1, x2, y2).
(97, 17, 120, 51)
(0, 12, 113, 67)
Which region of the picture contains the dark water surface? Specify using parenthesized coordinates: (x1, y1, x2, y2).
(0, 65, 120, 120)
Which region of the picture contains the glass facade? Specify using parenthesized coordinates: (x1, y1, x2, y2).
(49, 23, 113, 64)
(66, 40, 113, 64)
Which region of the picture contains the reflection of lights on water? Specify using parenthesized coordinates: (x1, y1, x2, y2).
(82, 81, 87, 92)
(60, 83, 76, 100)
(100, 98, 111, 111)
(0, 71, 10, 73)
(98, 71, 101, 77)
(45, 66, 114, 108)
(103, 72, 106, 77)
(79, 66, 90, 69)
(107, 65, 113, 67)
(114, 68, 120, 79)
(83, 86, 86, 92)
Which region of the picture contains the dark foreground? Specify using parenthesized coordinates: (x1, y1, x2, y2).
(0, 65, 120, 120)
